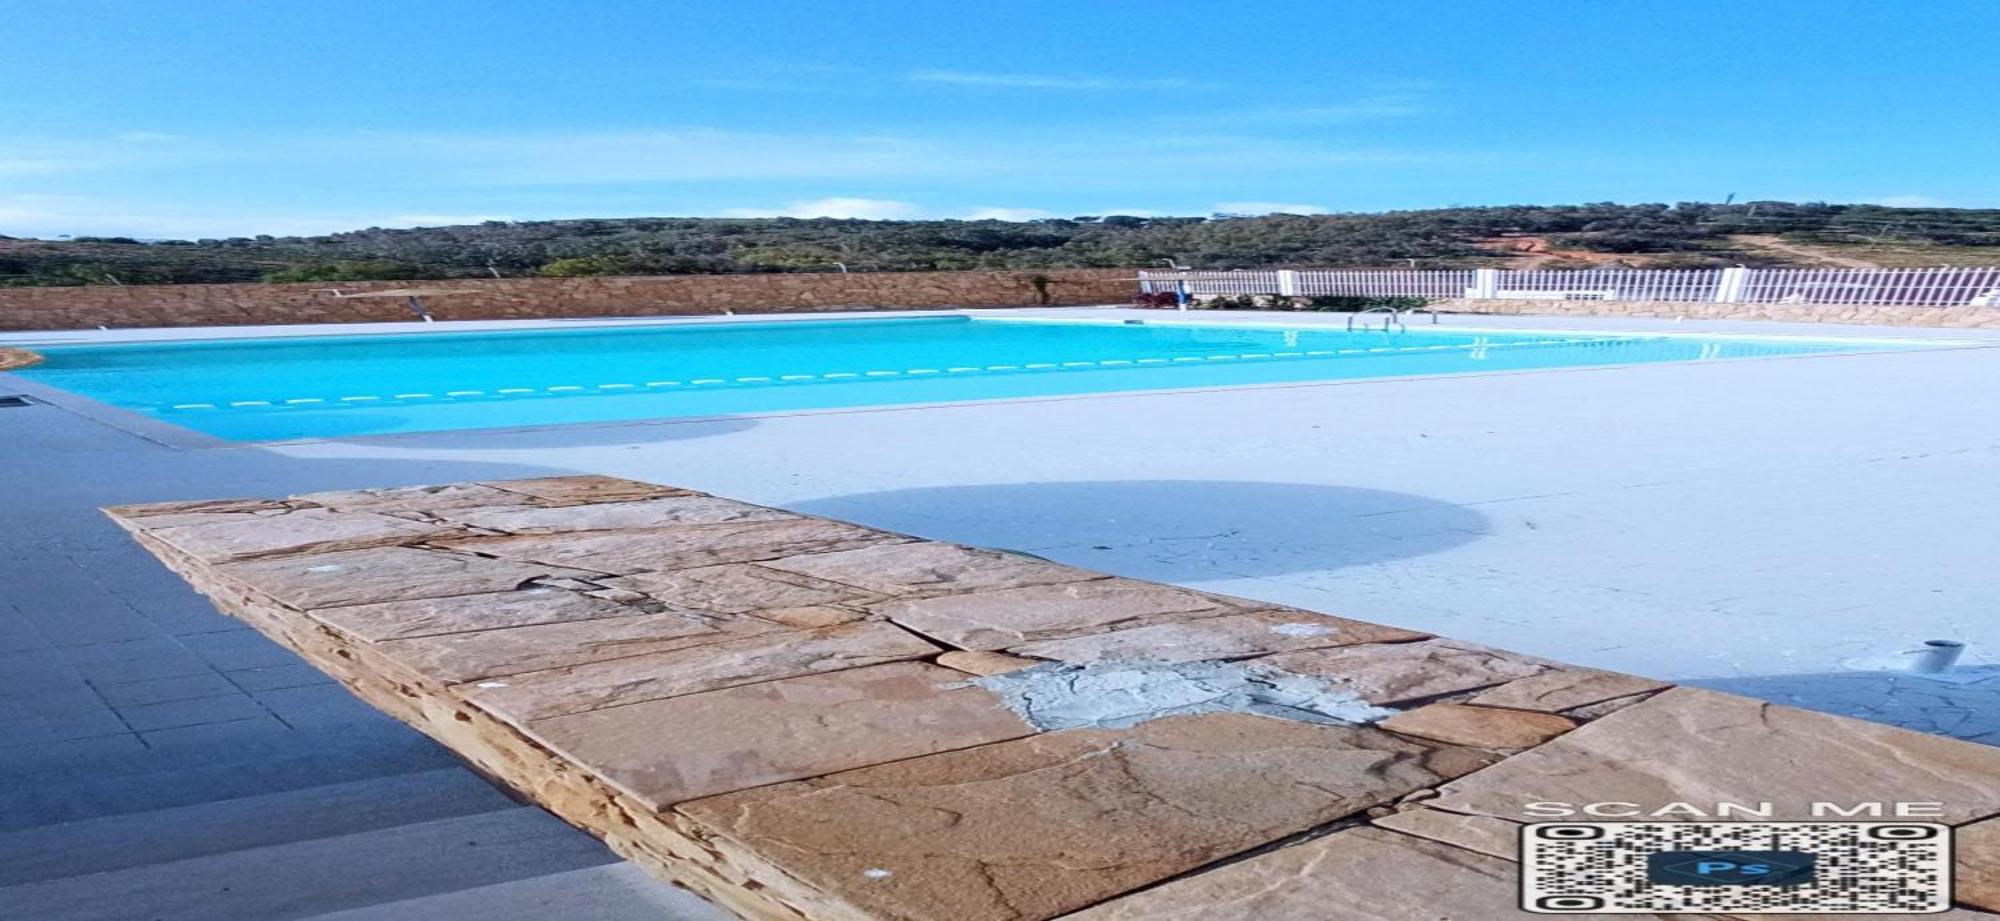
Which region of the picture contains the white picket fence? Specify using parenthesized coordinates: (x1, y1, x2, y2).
(1139, 266, 2000, 307)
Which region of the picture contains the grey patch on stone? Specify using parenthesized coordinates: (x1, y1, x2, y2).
(1270, 622, 1335, 637)
(972, 660, 1396, 731)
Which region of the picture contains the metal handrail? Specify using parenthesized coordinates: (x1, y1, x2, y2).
(1347, 306, 1405, 332)
(1401, 305, 1441, 324)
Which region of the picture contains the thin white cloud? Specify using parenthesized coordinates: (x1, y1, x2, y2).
(0, 158, 73, 177)
(0, 195, 512, 239)
(383, 129, 940, 185)
(2, 122, 1504, 236)
(906, 69, 1206, 90)
(1213, 201, 1330, 215)
(363, 128, 1478, 188)
(385, 213, 513, 227)
(719, 197, 922, 219)
(0, 133, 238, 189)
(964, 207, 1055, 221)
(1293, 96, 1432, 122)
(0, 195, 355, 239)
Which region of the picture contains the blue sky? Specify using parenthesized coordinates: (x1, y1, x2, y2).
(3, 0, 1996, 238)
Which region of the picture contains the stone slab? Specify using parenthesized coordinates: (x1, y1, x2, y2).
(522, 661, 1034, 809)
(434, 496, 794, 534)
(747, 604, 870, 628)
(105, 497, 293, 519)
(482, 475, 691, 505)
(873, 578, 1242, 651)
(1469, 666, 1672, 713)
(601, 563, 880, 614)
(1008, 608, 1426, 663)
(1378, 702, 1578, 749)
(678, 712, 1497, 921)
(759, 541, 1095, 597)
(1427, 687, 2000, 824)
(1959, 816, 2000, 912)
(309, 586, 646, 642)
(1067, 825, 1682, 920)
(370, 610, 780, 685)
(1258, 638, 1554, 706)
(456, 621, 942, 723)
(214, 546, 605, 609)
(436, 519, 896, 575)
(142, 507, 461, 563)
(290, 483, 529, 516)
(1562, 691, 1662, 720)
(1372, 806, 1523, 860)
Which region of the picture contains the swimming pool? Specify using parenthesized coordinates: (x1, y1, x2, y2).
(14, 316, 1883, 441)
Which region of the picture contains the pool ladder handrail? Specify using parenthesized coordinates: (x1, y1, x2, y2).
(1401, 305, 1441, 325)
(1347, 306, 1405, 332)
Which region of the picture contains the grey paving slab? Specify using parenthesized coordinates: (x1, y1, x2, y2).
(252, 683, 383, 728)
(0, 733, 150, 777)
(297, 863, 732, 921)
(0, 767, 518, 887)
(0, 807, 619, 921)
(0, 736, 461, 832)
(0, 649, 84, 697)
(131, 711, 299, 750)
(1, 716, 434, 782)
(89, 671, 242, 708)
(57, 638, 219, 684)
(174, 628, 303, 670)
(113, 692, 271, 732)
(0, 687, 129, 745)
(0, 611, 49, 654)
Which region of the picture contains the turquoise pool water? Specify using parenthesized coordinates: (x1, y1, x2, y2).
(16, 316, 1876, 441)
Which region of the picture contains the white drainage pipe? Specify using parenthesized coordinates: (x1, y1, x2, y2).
(1909, 640, 1966, 674)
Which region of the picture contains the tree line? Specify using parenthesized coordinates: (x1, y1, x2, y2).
(5, 201, 1998, 287)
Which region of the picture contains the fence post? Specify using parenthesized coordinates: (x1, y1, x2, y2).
(1714, 267, 1748, 303)
(1275, 270, 1299, 297)
(1469, 268, 1498, 299)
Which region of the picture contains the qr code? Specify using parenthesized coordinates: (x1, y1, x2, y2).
(1521, 822, 1951, 914)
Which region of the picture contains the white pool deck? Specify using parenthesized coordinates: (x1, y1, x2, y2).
(3, 307, 1999, 917)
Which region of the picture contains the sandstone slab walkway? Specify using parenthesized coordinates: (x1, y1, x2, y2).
(106, 475, 2000, 920)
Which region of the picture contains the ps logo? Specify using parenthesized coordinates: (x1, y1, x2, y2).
(1647, 850, 1816, 886)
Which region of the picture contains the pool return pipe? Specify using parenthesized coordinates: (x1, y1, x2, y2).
(1909, 639, 1967, 675)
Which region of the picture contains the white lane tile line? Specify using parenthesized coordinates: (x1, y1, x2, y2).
(175, 335, 1674, 410)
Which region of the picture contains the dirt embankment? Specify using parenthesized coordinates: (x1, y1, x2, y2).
(1727, 235, 1879, 268)
(1475, 233, 1922, 269)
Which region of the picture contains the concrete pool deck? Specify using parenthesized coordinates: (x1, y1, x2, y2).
(3, 306, 1999, 917)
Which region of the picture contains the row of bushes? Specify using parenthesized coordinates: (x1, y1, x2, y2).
(1135, 292, 1436, 312)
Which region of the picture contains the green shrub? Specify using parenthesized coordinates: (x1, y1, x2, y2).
(262, 260, 424, 282)
(1304, 295, 1433, 312)
(536, 256, 622, 277)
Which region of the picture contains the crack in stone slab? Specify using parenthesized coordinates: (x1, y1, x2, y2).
(973, 660, 1395, 731)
